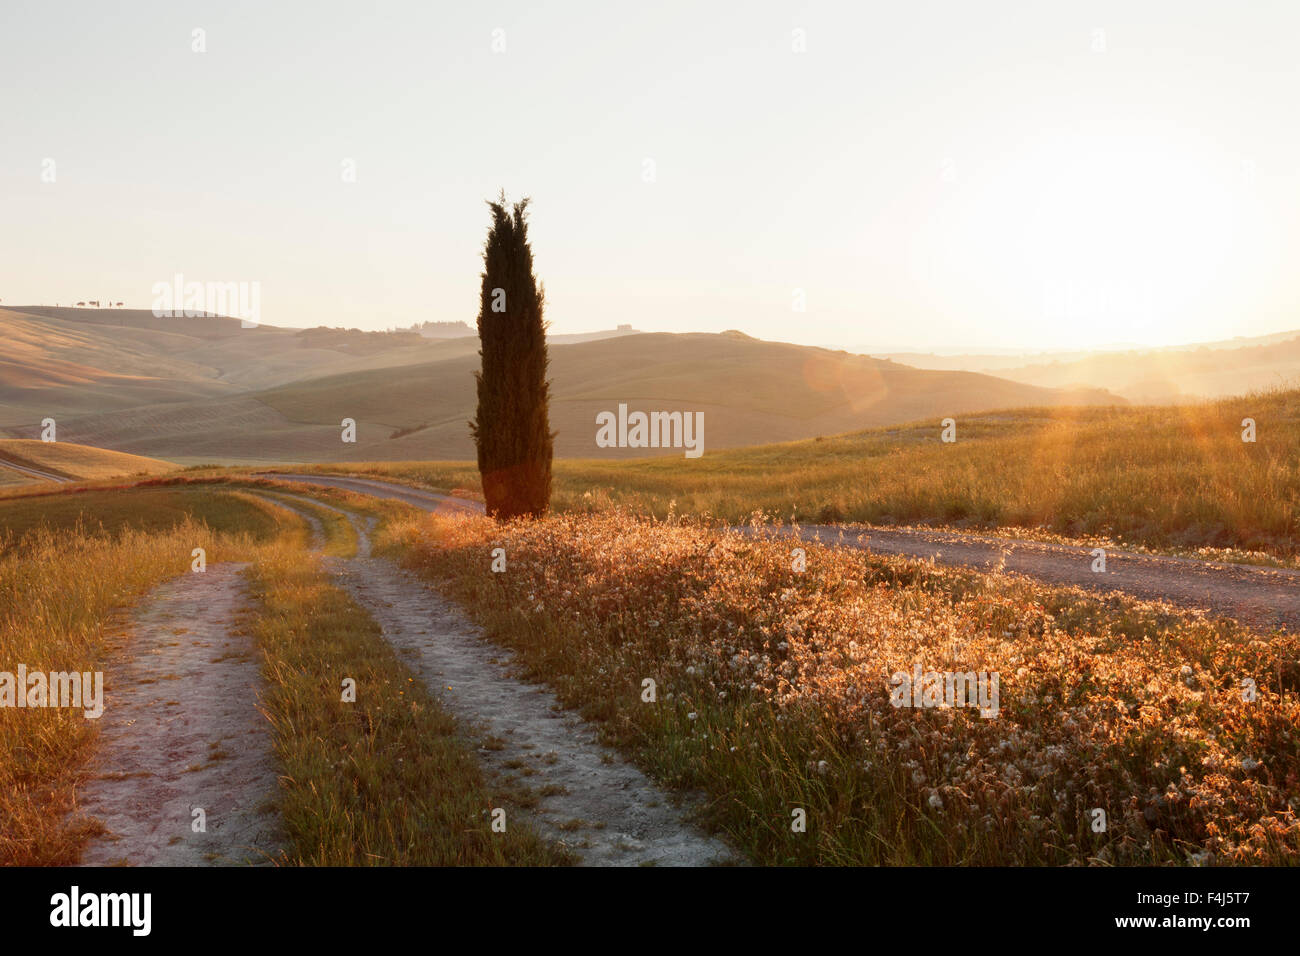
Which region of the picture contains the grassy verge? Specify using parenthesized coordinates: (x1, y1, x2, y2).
(244, 541, 569, 865)
(381, 509, 1300, 866)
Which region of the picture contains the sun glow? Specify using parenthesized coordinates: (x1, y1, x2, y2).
(923, 131, 1254, 350)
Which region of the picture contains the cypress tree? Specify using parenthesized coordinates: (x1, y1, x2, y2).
(469, 193, 553, 519)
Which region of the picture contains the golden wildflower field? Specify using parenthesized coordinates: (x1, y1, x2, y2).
(383, 509, 1300, 866)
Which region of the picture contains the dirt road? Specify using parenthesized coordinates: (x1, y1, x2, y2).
(266, 473, 1300, 632)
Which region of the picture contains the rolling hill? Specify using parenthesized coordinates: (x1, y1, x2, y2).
(0, 306, 480, 419)
(878, 327, 1300, 402)
(0, 438, 178, 481)
(1, 308, 1121, 462)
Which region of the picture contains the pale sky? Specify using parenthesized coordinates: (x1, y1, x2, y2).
(3, 0, 1298, 351)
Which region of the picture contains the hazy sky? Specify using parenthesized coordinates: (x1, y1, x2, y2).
(3, 0, 1298, 351)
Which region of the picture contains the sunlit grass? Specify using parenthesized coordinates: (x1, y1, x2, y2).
(334, 388, 1300, 560)
(244, 540, 569, 866)
(382, 508, 1300, 866)
(0, 486, 288, 547)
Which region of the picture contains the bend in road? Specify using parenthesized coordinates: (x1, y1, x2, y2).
(253, 472, 483, 514)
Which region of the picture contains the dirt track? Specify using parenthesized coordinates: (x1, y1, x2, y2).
(256, 491, 737, 866)
(266, 473, 1300, 632)
(254, 473, 481, 514)
(77, 564, 284, 866)
(766, 524, 1300, 633)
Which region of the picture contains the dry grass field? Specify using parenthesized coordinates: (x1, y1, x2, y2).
(328, 387, 1300, 562)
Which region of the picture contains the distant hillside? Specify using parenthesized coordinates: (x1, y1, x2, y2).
(11, 329, 1121, 463)
(878, 327, 1300, 402)
(416, 319, 639, 345)
(548, 326, 643, 346)
(417, 320, 646, 346)
(0, 307, 650, 425)
(995, 335, 1300, 403)
(0, 438, 177, 481)
(416, 321, 474, 338)
(0, 306, 478, 422)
